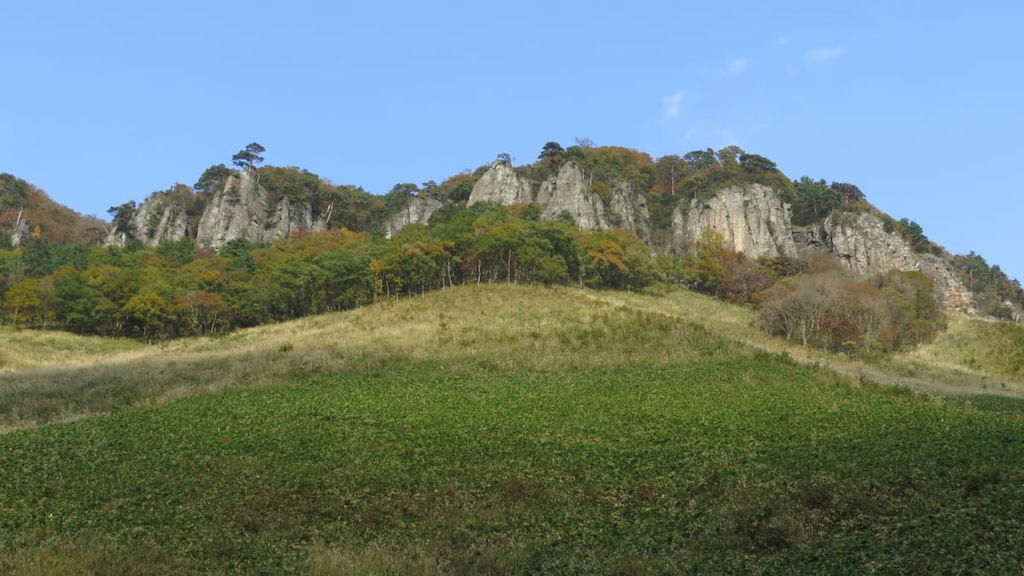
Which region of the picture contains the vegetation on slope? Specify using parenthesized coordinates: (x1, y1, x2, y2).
(9, 141, 1024, 329)
(2, 285, 1024, 574)
(0, 198, 950, 361)
(0, 173, 107, 247)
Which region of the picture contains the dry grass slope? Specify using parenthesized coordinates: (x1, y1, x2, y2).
(2, 283, 1022, 432)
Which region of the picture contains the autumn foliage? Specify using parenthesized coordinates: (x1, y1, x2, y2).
(1, 141, 1012, 354)
(0, 204, 660, 339)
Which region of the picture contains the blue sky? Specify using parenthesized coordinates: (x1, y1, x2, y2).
(3, 1, 1022, 281)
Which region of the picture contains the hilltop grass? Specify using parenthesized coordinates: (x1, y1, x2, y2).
(3, 284, 1024, 572)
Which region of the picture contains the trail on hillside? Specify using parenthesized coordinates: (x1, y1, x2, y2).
(586, 291, 1024, 401)
(807, 357, 1024, 400)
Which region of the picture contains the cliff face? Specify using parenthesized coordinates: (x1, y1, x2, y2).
(799, 212, 973, 311)
(671, 184, 796, 259)
(534, 163, 606, 229)
(195, 170, 326, 251)
(467, 160, 533, 205)
(93, 153, 980, 312)
(463, 160, 971, 309)
(467, 161, 649, 238)
(8, 217, 30, 248)
(820, 213, 919, 275)
(105, 193, 190, 248)
(385, 196, 444, 239)
(610, 182, 651, 242)
(106, 170, 328, 251)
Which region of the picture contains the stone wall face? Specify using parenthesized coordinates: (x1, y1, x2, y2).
(671, 184, 796, 259)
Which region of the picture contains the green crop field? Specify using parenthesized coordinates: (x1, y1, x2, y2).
(2, 285, 1024, 574)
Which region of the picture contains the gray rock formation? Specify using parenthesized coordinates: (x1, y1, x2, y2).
(671, 184, 796, 259)
(385, 196, 444, 238)
(8, 210, 30, 248)
(610, 182, 651, 242)
(91, 151, 980, 313)
(466, 161, 650, 238)
(467, 160, 533, 206)
(195, 170, 327, 251)
(105, 193, 190, 248)
(918, 253, 975, 313)
(535, 163, 606, 229)
(820, 212, 919, 275)
(802, 212, 973, 310)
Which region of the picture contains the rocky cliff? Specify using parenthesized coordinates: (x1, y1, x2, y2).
(94, 153, 978, 312)
(460, 160, 971, 308)
(385, 196, 444, 239)
(467, 162, 793, 255)
(105, 193, 190, 248)
(466, 160, 650, 239)
(798, 212, 973, 311)
(467, 160, 533, 206)
(196, 170, 327, 251)
(105, 169, 328, 251)
(670, 184, 796, 259)
(8, 215, 30, 248)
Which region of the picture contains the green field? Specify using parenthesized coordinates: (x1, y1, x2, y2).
(2, 285, 1024, 574)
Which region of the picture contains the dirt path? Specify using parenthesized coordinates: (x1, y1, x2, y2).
(808, 357, 1024, 400)
(588, 290, 1024, 401)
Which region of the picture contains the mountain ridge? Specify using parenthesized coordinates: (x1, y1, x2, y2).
(1, 143, 1019, 320)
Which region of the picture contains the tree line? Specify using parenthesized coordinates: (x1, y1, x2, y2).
(0, 203, 663, 340)
(0, 200, 948, 357)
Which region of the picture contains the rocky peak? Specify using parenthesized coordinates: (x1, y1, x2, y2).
(467, 160, 533, 206)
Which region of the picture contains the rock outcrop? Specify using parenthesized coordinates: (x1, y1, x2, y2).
(467, 160, 649, 239)
(820, 213, 919, 275)
(105, 193, 190, 248)
(609, 182, 651, 242)
(467, 160, 533, 205)
(463, 161, 969, 310)
(671, 184, 796, 259)
(534, 163, 606, 229)
(195, 170, 327, 251)
(385, 196, 444, 238)
(92, 152, 980, 313)
(799, 212, 973, 311)
(8, 214, 30, 248)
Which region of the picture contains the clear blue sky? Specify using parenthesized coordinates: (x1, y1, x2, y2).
(3, 1, 1022, 281)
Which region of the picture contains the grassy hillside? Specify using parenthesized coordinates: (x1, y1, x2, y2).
(2, 285, 1024, 573)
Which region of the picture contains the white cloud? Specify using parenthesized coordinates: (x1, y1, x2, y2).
(728, 58, 748, 76)
(805, 46, 845, 63)
(662, 90, 686, 118)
